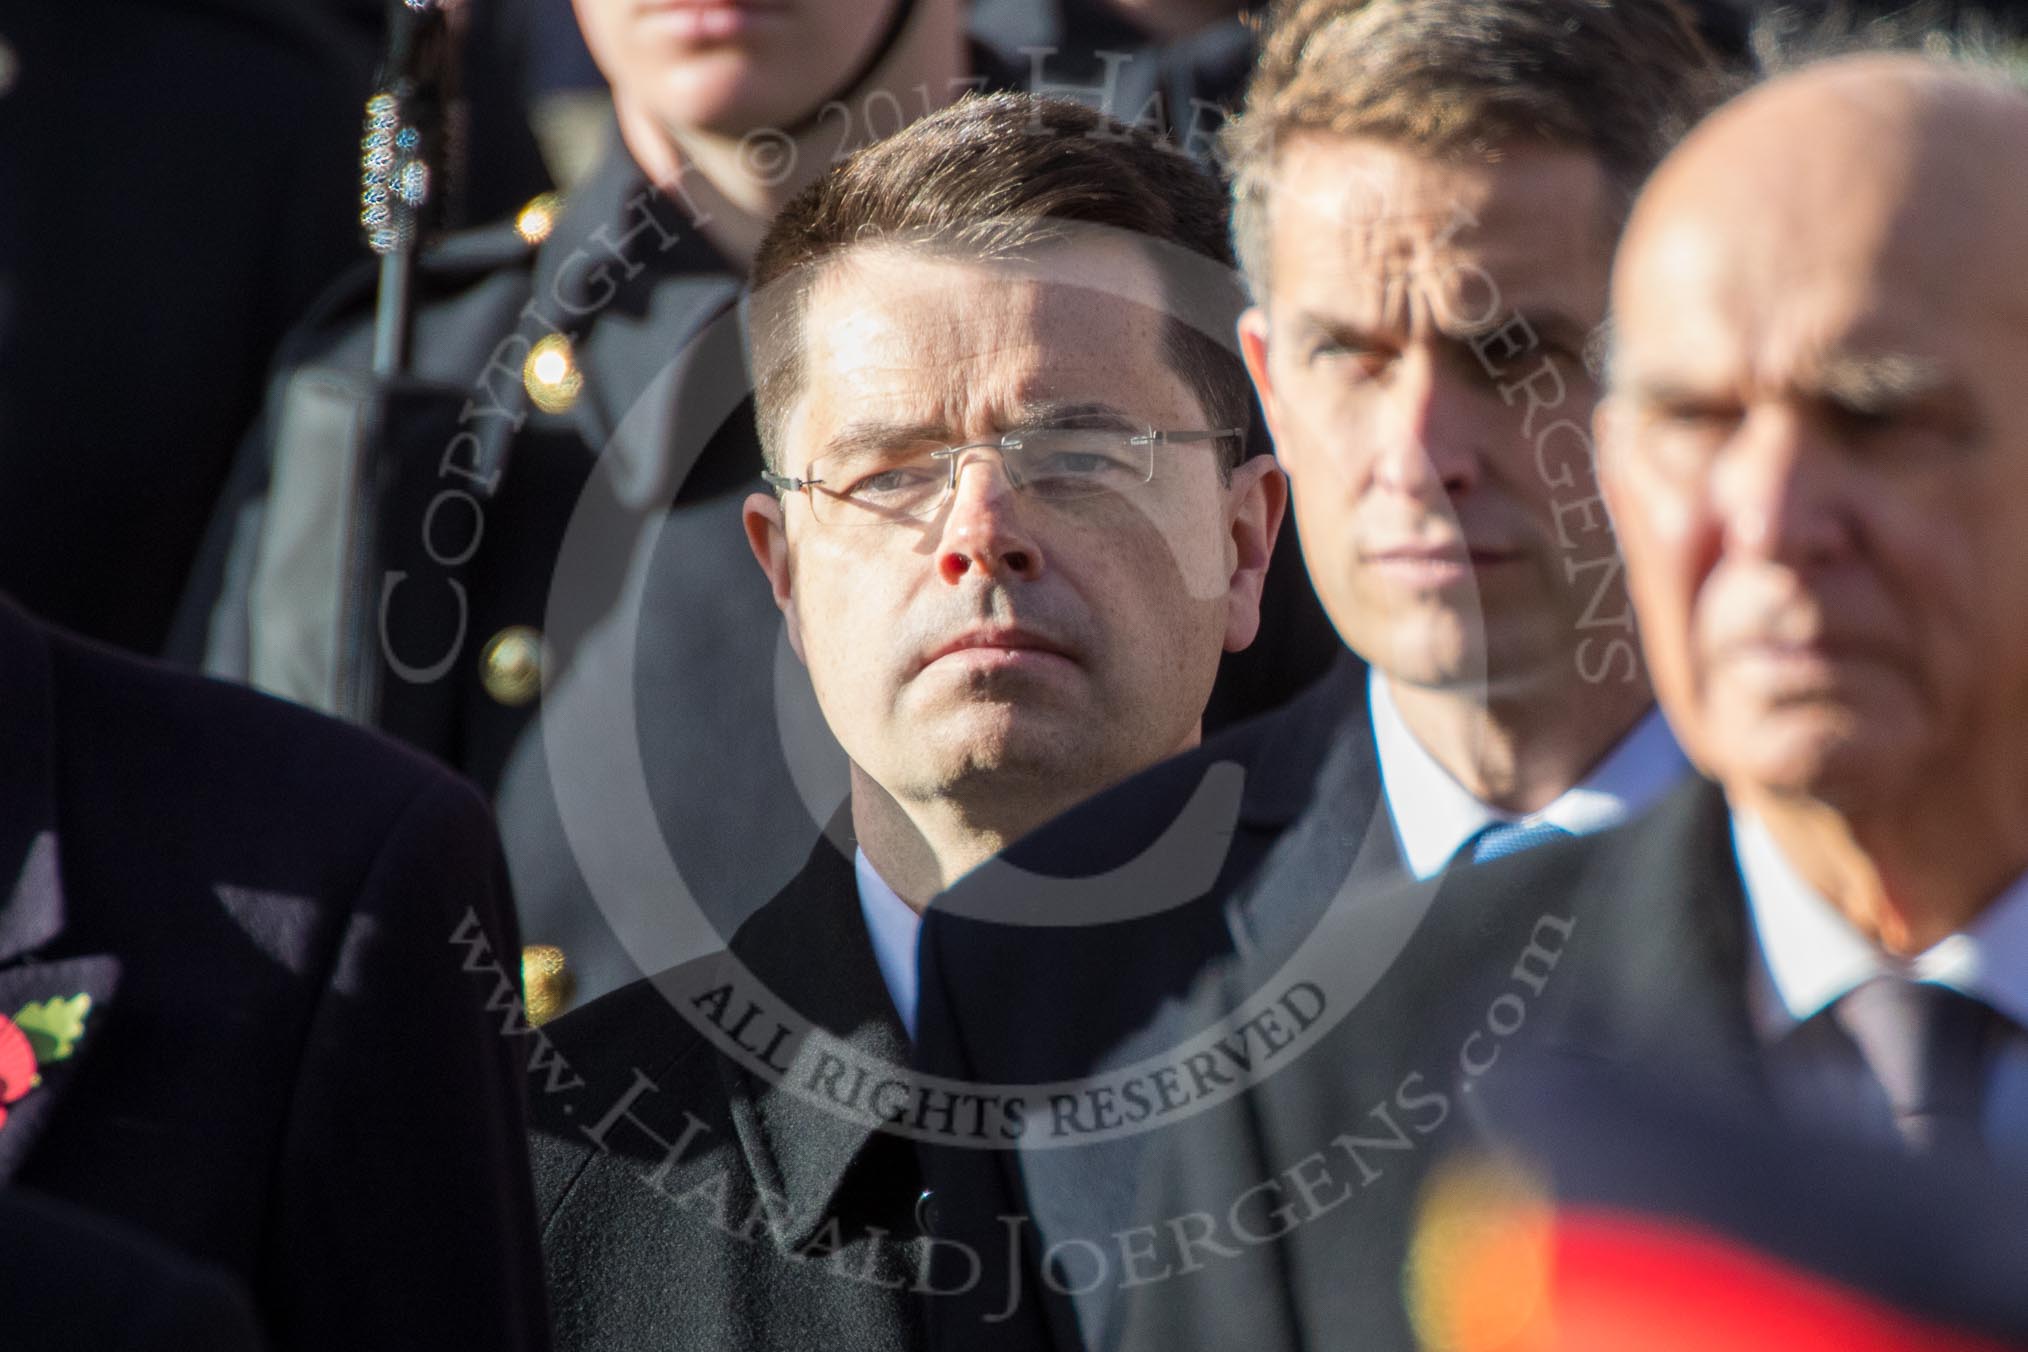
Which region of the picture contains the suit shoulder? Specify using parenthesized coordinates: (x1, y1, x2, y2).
(529, 958, 727, 1128)
(526, 959, 731, 1206)
(283, 213, 540, 349)
(47, 630, 478, 838)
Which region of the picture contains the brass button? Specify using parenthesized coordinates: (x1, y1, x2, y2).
(521, 944, 576, 1027)
(480, 625, 544, 706)
(522, 332, 582, 413)
(514, 191, 563, 246)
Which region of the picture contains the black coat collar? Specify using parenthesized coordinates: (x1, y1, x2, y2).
(713, 833, 919, 1248)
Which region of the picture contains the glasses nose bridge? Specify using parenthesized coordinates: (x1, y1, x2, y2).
(933, 439, 1025, 501)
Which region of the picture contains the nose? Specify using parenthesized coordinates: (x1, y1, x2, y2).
(1711, 406, 1855, 567)
(1368, 349, 1483, 500)
(936, 450, 1045, 586)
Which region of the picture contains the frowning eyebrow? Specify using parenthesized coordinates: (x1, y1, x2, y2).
(1286, 305, 1594, 359)
(816, 401, 1141, 460)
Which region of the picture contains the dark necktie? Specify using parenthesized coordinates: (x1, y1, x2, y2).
(1466, 819, 1574, 865)
(1833, 977, 1994, 1156)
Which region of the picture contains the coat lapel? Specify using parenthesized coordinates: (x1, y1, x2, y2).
(1232, 653, 1395, 965)
(0, 602, 119, 1179)
(1554, 777, 1766, 1099)
(0, 600, 61, 967)
(714, 835, 920, 1250)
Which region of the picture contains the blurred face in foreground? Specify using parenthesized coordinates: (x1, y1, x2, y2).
(1601, 60, 2028, 822)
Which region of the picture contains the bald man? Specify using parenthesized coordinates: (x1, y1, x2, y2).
(1573, 51, 2028, 1165)
(1093, 52, 2028, 1351)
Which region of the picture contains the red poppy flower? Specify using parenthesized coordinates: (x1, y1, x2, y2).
(0, 1013, 36, 1131)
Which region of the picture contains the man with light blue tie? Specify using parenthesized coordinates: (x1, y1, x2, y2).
(1099, 50, 2028, 1349)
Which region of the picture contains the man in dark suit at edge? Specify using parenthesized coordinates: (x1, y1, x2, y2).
(910, 3, 1731, 1346)
(522, 93, 1285, 1351)
(0, 596, 545, 1351)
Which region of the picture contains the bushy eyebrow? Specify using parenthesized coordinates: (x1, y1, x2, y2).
(1285, 303, 1594, 360)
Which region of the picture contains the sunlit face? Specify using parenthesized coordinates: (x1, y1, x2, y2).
(571, 0, 903, 136)
(1601, 168, 2028, 812)
(745, 244, 1279, 816)
(1241, 137, 1634, 700)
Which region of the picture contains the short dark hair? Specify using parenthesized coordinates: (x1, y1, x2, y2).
(1224, 0, 1736, 292)
(750, 93, 1252, 475)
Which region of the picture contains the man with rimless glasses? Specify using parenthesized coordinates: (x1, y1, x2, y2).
(763, 423, 1243, 528)
(523, 93, 1283, 1351)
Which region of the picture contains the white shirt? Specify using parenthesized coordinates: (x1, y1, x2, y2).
(855, 847, 924, 1041)
(1368, 668, 1691, 879)
(1733, 809, 2028, 1165)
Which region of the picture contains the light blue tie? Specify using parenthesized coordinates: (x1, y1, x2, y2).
(1466, 819, 1574, 864)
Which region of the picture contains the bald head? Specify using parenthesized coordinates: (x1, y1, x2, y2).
(1598, 54, 2028, 850)
(1620, 55, 2028, 346)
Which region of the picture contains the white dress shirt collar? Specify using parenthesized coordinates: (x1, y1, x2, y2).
(854, 847, 923, 1041)
(1368, 667, 1690, 879)
(1732, 808, 2028, 1039)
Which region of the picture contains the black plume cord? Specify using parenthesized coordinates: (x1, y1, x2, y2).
(363, 0, 460, 378)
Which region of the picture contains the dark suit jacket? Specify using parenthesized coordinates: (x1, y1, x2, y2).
(913, 654, 1390, 1349)
(0, 598, 547, 1351)
(0, 1188, 264, 1352)
(1107, 777, 2028, 1350)
(529, 836, 937, 1351)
